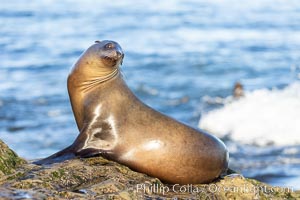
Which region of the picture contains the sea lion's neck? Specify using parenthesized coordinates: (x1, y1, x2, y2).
(67, 54, 120, 89)
(67, 68, 121, 130)
(81, 68, 119, 93)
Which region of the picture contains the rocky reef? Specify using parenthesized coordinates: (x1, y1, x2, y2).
(0, 140, 26, 177)
(0, 139, 299, 199)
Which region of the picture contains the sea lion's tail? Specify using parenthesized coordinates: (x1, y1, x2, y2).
(33, 145, 76, 165)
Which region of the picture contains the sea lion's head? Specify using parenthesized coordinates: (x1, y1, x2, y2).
(233, 82, 244, 98)
(70, 40, 124, 84)
(94, 40, 124, 68)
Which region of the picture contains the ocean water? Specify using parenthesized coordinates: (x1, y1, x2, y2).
(1, 0, 300, 190)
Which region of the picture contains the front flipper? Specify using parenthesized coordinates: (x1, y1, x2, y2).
(34, 115, 117, 165)
(75, 148, 114, 159)
(72, 115, 118, 158)
(33, 145, 76, 165)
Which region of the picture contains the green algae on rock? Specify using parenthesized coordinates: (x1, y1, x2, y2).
(0, 140, 26, 177)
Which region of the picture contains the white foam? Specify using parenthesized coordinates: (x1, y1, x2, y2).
(199, 82, 300, 146)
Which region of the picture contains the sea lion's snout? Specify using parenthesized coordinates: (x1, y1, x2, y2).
(98, 40, 124, 66)
(116, 50, 123, 59)
(105, 42, 124, 59)
(116, 50, 124, 65)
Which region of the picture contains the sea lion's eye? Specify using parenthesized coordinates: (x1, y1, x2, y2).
(105, 43, 114, 49)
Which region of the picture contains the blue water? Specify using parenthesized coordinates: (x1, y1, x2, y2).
(1, 0, 300, 190)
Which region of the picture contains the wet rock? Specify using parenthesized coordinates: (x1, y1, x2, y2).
(0, 140, 299, 199)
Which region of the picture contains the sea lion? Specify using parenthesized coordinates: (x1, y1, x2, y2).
(37, 40, 229, 184)
(233, 82, 244, 98)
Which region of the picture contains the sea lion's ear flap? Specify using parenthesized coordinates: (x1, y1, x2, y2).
(95, 40, 101, 43)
